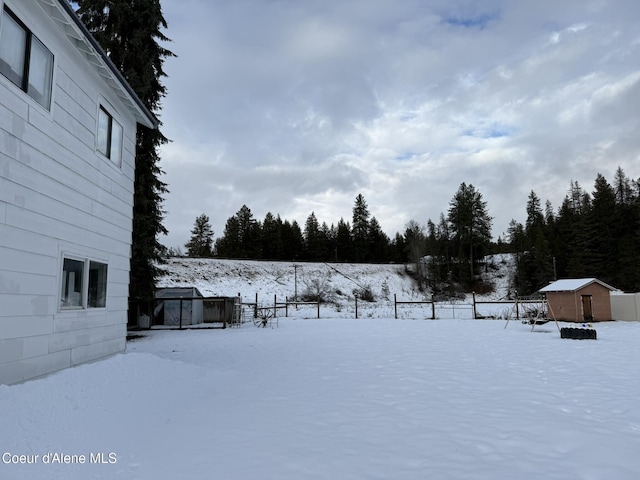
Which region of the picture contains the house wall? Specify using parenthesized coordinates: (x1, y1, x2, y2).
(611, 293, 640, 321)
(546, 284, 612, 322)
(0, 1, 138, 384)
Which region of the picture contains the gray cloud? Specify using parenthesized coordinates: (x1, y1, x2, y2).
(158, 0, 640, 248)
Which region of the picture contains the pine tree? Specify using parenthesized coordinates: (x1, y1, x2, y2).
(614, 166, 634, 205)
(335, 218, 353, 262)
(281, 220, 305, 261)
(389, 232, 407, 263)
(525, 190, 544, 234)
(74, 0, 175, 306)
(562, 181, 591, 277)
(319, 222, 334, 261)
(587, 174, 617, 282)
(185, 214, 214, 257)
(612, 169, 640, 290)
(261, 212, 283, 260)
(352, 194, 370, 262)
(215, 216, 240, 258)
(447, 183, 492, 286)
(235, 205, 260, 258)
(303, 212, 322, 261)
(368, 217, 390, 262)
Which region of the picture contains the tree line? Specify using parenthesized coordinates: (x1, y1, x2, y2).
(506, 167, 640, 294)
(182, 194, 408, 263)
(180, 185, 494, 293)
(182, 167, 640, 296)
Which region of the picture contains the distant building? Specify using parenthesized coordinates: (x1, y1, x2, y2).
(0, 0, 156, 384)
(540, 279, 616, 322)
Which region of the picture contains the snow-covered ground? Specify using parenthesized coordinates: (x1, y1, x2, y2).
(2, 317, 639, 480)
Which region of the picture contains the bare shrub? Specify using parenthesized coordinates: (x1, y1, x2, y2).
(300, 273, 336, 303)
(353, 284, 375, 302)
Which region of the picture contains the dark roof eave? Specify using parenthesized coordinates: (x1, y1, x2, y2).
(56, 0, 159, 129)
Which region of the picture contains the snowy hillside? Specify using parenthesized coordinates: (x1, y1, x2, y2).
(157, 255, 515, 318)
(159, 255, 514, 300)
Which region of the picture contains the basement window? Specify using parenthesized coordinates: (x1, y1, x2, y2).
(97, 106, 123, 166)
(61, 257, 108, 309)
(0, 6, 54, 109)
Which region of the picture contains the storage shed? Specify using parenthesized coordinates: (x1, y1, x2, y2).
(539, 279, 616, 322)
(154, 288, 204, 326)
(152, 288, 241, 328)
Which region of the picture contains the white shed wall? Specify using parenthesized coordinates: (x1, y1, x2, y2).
(0, 0, 140, 384)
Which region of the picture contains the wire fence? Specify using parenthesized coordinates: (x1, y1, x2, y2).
(129, 292, 542, 329)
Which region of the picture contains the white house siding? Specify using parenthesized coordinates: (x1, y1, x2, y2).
(0, 0, 146, 384)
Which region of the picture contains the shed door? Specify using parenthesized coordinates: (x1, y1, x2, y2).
(581, 295, 593, 321)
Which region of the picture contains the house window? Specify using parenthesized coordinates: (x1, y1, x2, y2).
(88, 261, 108, 308)
(61, 257, 108, 309)
(97, 106, 123, 166)
(0, 7, 54, 109)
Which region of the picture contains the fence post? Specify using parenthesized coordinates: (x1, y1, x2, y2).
(394, 294, 398, 319)
(472, 292, 477, 319)
(431, 295, 435, 319)
(317, 298, 320, 318)
(179, 297, 183, 329)
(355, 295, 358, 319)
(254, 292, 258, 318)
(274, 294, 277, 318)
(285, 296, 289, 317)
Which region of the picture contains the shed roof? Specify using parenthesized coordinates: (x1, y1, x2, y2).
(156, 287, 204, 298)
(539, 278, 617, 293)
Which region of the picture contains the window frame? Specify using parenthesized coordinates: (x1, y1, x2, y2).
(97, 105, 123, 166)
(60, 255, 109, 311)
(0, 6, 54, 110)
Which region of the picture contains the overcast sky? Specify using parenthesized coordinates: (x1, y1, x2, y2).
(156, 0, 640, 250)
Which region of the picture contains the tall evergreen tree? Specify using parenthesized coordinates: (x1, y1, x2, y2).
(614, 166, 634, 205)
(303, 212, 322, 261)
(612, 169, 640, 290)
(335, 218, 353, 262)
(447, 183, 492, 285)
(516, 190, 554, 293)
(560, 181, 591, 277)
(352, 194, 371, 262)
(281, 220, 305, 261)
(389, 232, 407, 263)
(261, 212, 283, 260)
(525, 190, 544, 233)
(235, 205, 260, 258)
(587, 174, 617, 282)
(319, 222, 334, 261)
(74, 0, 175, 306)
(185, 214, 214, 257)
(368, 217, 390, 262)
(215, 216, 240, 258)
